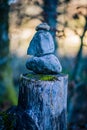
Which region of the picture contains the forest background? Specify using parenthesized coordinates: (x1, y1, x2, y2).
(0, 0, 87, 129)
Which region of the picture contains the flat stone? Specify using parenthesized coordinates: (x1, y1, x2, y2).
(27, 30, 55, 57)
(26, 54, 62, 74)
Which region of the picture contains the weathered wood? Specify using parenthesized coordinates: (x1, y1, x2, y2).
(18, 73, 68, 130)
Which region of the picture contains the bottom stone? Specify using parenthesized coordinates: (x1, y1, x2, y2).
(18, 73, 68, 130)
(26, 54, 62, 74)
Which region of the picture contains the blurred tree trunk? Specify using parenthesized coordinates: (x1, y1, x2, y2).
(72, 16, 87, 82)
(68, 16, 87, 122)
(43, 0, 58, 53)
(0, 1, 17, 106)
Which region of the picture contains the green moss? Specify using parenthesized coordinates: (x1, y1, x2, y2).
(39, 75, 58, 81)
(26, 73, 58, 81)
(0, 61, 18, 105)
(0, 111, 16, 130)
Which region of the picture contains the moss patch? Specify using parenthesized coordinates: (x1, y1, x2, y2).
(0, 111, 16, 130)
(26, 73, 58, 81)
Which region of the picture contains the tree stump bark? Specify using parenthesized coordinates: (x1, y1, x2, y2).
(18, 73, 68, 130)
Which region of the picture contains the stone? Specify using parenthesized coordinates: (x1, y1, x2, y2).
(27, 30, 55, 57)
(26, 54, 62, 74)
(26, 23, 62, 74)
(18, 73, 68, 130)
(35, 23, 50, 31)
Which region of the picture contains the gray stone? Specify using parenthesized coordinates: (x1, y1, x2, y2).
(26, 23, 62, 74)
(35, 23, 50, 31)
(18, 74, 68, 130)
(26, 54, 62, 74)
(27, 30, 55, 56)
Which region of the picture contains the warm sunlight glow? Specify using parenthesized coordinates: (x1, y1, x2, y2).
(65, 35, 80, 47)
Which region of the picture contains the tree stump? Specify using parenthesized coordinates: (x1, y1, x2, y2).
(18, 73, 68, 130)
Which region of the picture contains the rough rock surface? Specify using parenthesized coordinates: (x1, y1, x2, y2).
(18, 74, 68, 130)
(27, 30, 55, 56)
(0, 106, 38, 130)
(26, 54, 62, 74)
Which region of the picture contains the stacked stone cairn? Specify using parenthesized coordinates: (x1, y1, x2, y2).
(0, 23, 67, 130)
(26, 23, 62, 74)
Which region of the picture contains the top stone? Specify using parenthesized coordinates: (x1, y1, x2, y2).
(27, 23, 55, 56)
(36, 23, 50, 31)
